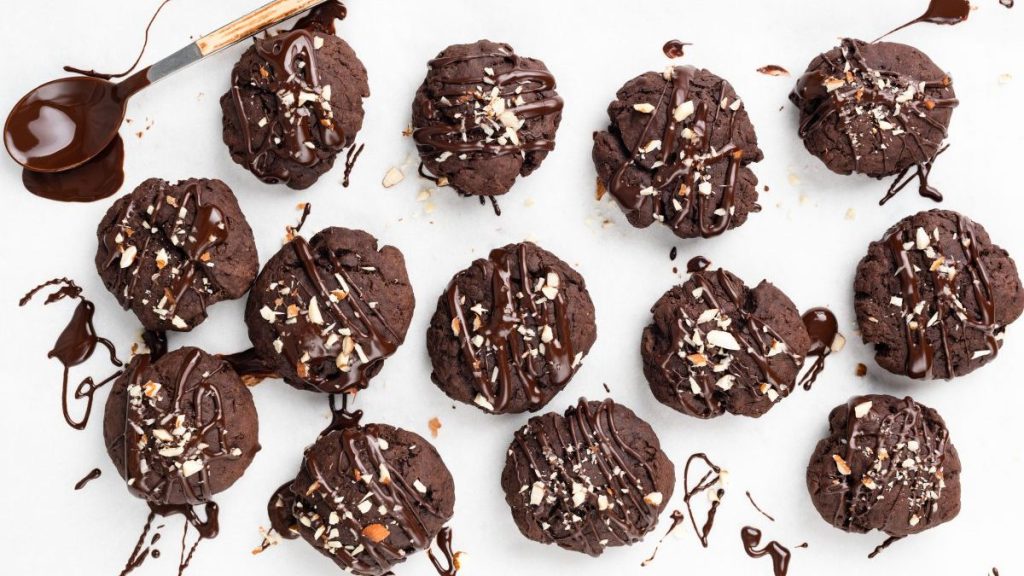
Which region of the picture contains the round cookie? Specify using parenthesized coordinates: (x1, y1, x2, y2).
(592, 65, 763, 239)
(806, 394, 961, 537)
(854, 209, 1024, 380)
(245, 227, 415, 393)
(269, 417, 455, 576)
(426, 242, 596, 414)
(790, 39, 957, 181)
(220, 4, 369, 189)
(103, 347, 260, 506)
(501, 398, 675, 556)
(95, 177, 259, 332)
(412, 40, 563, 199)
(642, 262, 811, 418)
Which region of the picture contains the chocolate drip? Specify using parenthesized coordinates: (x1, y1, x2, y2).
(880, 145, 947, 205)
(757, 65, 790, 77)
(740, 526, 793, 576)
(662, 40, 691, 59)
(868, 534, 904, 558)
(100, 181, 230, 328)
(227, 8, 347, 185)
(119, 510, 158, 576)
(683, 453, 725, 547)
(74, 468, 103, 490)
(510, 399, 662, 556)
(881, 215, 997, 379)
(274, 236, 402, 392)
(342, 142, 365, 187)
(143, 330, 168, 361)
(221, 348, 279, 386)
(792, 39, 958, 204)
(798, 307, 839, 390)
(427, 527, 459, 576)
(879, 0, 970, 40)
(413, 49, 563, 161)
(640, 510, 686, 567)
(746, 491, 776, 522)
(656, 268, 803, 417)
(21, 135, 124, 202)
(445, 244, 578, 413)
(686, 255, 711, 273)
(607, 65, 753, 238)
(20, 278, 122, 430)
(63, 0, 172, 80)
(834, 396, 949, 533)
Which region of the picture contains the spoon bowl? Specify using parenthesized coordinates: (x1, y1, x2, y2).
(4, 76, 126, 173)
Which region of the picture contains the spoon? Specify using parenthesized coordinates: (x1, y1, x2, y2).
(4, 0, 328, 173)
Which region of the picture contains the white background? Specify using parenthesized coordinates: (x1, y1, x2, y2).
(0, 1, 1020, 574)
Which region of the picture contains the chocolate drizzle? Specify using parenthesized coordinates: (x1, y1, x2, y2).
(270, 403, 450, 575)
(413, 48, 563, 165)
(508, 399, 666, 556)
(227, 5, 348, 185)
(746, 491, 776, 522)
(640, 510, 686, 567)
(880, 214, 998, 379)
(868, 534, 904, 558)
(607, 65, 757, 238)
(266, 235, 403, 392)
(683, 452, 725, 547)
(740, 526, 793, 576)
(798, 307, 839, 390)
(100, 181, 230, 330)
(20, 278, 122, 430)
(757, 65, 790, 77)
(445, 244, 579, 413)
(655, 267, 803, 417)
(830, 396, 950, 534)
(74, 468, 103, 490)
(662, 40, 691, 59)
(63, 0, 172, 80)
(791, 39, 958, 204)
(427, 527, 459, 576)
(879, 0, 970, 39)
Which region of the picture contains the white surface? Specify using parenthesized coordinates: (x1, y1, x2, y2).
(0, 0, 1021, 574)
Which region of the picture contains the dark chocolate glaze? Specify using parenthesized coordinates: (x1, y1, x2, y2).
(221, 348, 279, 386)
(740, 526, 793, 576)
(683, 452, 725, 547)
(20, 278, 122, 430)
(413, 48, 563, 163)
(880, 0, 970, 39)
(74, 468, 103, 490)
(882, 215, 997, 379)
(226, 6, 349, 185)
(607, 66, 756, 238)
(21, 135, 124, 202)
(508, 398, 666, 556)
(798, 307, 839, 390)
(662, 40, 691, 59)
(791, 39, 958, 205)
(99, 180, 230, 327)
(119, 510, 158, 576)
(640, 510, 686, 567)
(143, 330, 168, 362)
(686, 255, 711, 274)
(445, 244, 579, 413)
(746, 491, 776, 522)
(342, 142, 365, 187)
(427, 526, 458, 576)
(757, 65, 790, 77)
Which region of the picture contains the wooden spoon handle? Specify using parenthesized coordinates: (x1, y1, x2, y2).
(196, 0, 326, 56)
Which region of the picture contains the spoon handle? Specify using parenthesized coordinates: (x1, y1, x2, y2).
(120, 0, 328, 96)
(196, 0, 327, 56)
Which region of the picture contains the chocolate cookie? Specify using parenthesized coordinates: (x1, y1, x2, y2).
(103, 347, 260, 506)
(269, 415, 455, 576)
(95, 177, 259, 332)
(790, 39, 957, 202)
(245, 227, 415, 394)
(642, 261, 811, 418)
(806, 395, 961, 537)
(426, 242, 596, 414)
(854, 209, 1024, 379)
(412, 40, 563, 199)
(501, 398, 675, 556)
(593, 66, 763, 239)
(220, 4, 369, 189)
